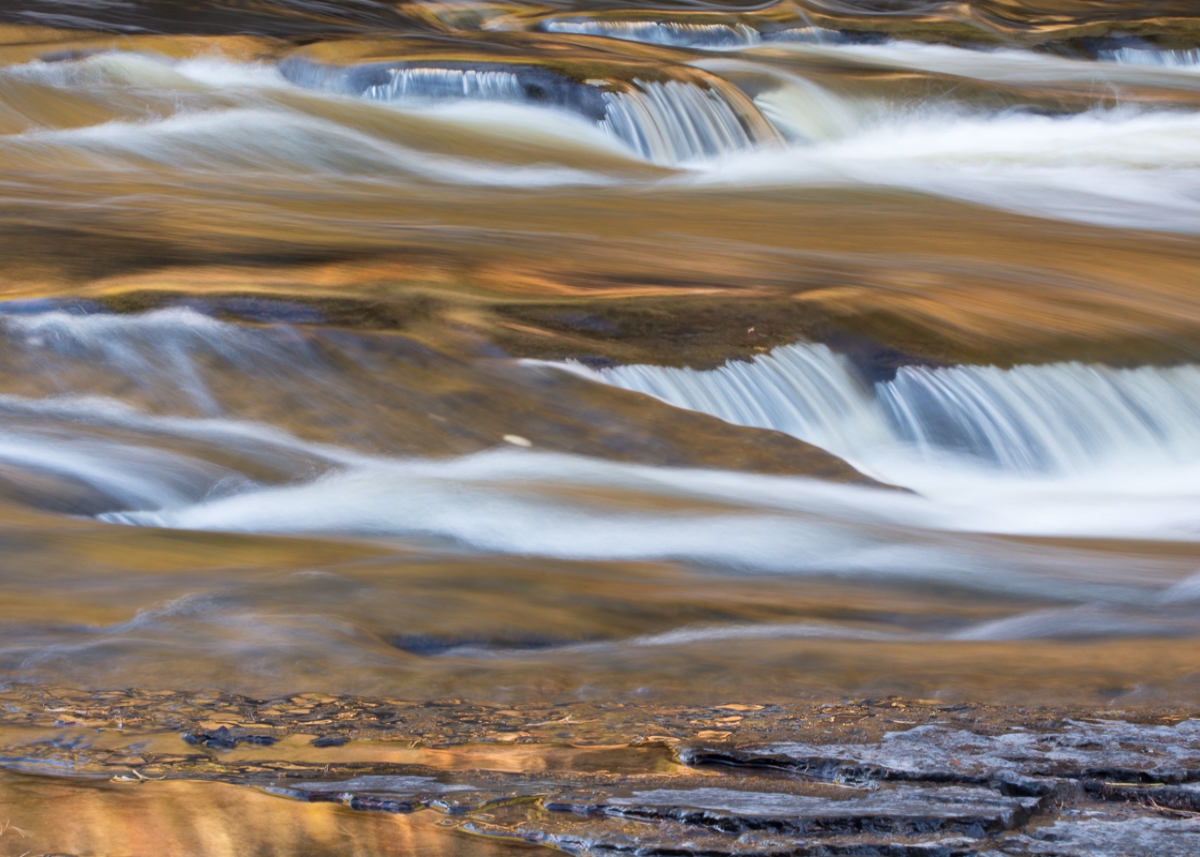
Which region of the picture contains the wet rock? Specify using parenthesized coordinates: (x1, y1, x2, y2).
(553, 785, 1040, 838)
(181, 725, 277, 750)
(1084, 781, 1200, 812)
(466, 815, 985, 857)
(274, 773, 487, 814)
(8, 689, 1200, 857)
(309, 734, 347, 747)
(987, 816, 1200, 856)
(684, 720, 1200, 786)
(347, 795, 413, 813)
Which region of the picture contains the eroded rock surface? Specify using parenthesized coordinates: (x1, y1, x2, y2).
(2, 689, 1199, 856)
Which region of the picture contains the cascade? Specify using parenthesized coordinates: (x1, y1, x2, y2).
(538, 19, 843, 50)
(599, 79, 768, 162)
(278, 58, 609, 120)
(1099, 47, 1200, 67)
(552, 344, 1200, 475)
(279, 58, 775, 165)
(541, 20, 762, 49)
(361, 67, 526, 102)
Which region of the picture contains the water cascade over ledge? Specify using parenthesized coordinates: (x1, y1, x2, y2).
(538, 19, 842, 50)
(278, 57, 778, 165)
(547, 344, 1200, 479)
(541, 19, 764, 50)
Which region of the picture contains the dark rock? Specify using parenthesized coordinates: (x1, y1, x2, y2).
(181, 726, 276, 750)
(310, 735, 348, 747)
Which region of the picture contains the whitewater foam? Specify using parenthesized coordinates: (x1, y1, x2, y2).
(6, 49, 1200, 227)
(1100, 47, 1200, 69)
(681, 106, 1200, 233)
(362, 67, 526, 103)
(279, 57, 773, 165)
(539, 19, 844, 51)
(600, 79, 768, 162)
(542, 19, 761, 50)
(3, 307, 1200, 560)
(546, 343, 1200, 476)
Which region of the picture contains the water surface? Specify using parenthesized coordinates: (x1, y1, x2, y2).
(2, 2, 1200, 853)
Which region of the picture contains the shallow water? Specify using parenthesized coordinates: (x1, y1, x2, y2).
(2, 1, 1200, 854)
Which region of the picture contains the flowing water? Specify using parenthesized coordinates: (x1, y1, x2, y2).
(4, 1, 1200, 855)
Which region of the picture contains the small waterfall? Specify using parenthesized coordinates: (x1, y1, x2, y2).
(600, 79, 774, 163)
(279, 57, 775, 165)
(542, 20, 762, 50)
(278, 58, 610, 121)
(1098, 47, 1200, 68)
(553, 344, 1200, 475)
(878, 362, 1200, 472)
(538, 20, 844, 51)
(361, 68, 526, 102)
(570, 345, 886, 456)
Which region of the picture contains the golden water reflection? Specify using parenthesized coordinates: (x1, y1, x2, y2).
(0, 772, 531, 857)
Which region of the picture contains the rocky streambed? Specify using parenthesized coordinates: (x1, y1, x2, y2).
(2, 688, 1199, 856)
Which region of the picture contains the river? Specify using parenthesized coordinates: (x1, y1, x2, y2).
(1, 2, 1200, 855)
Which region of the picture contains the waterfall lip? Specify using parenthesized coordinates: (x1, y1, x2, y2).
(531, 341, 1200, 490)
(599, 76, 778, 163)
(1099, 47, 1200, 68)
(1070, 34, 1200, 65)
(278, 56, 612, 121)
(538, 18, 765, 51)
(535, 17, 858, 52)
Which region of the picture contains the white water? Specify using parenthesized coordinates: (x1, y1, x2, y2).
(692, 40, 1200, 231)
(681, 106, 1200, 232)
(86, 433, 1200, 613)
(541, 344, 1200, 541)
(539, 19, 840, 50)
(279, 58, 771, 165)
(756, 39, 1200, 90)
(600, 80, 768, 162)
(361, 67, 526, 102)
(0, 307, 1197, 654)
(0, 308, 1195, 552)
(542, 19, 762, 50)
(7, 48, 1200, 227)
(1101, 47, 1200, 69)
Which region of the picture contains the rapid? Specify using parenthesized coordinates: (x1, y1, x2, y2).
(2, 2, 1200, 855)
